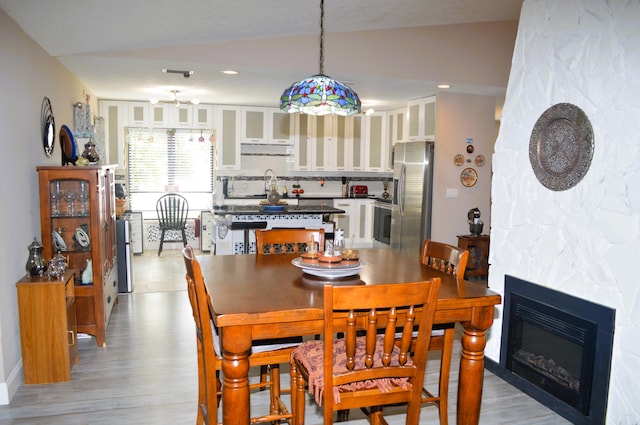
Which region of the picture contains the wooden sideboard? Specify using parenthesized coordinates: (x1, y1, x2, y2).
(457, 235, 490, 280)
(16, 270, 78, 384)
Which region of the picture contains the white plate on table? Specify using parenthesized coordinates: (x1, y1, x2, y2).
(291, 257, 364, 279)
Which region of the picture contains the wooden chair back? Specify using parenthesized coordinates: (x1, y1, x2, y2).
(157, 193, 189, 231)
(320, 279, 440, 424)
(255, 228, 325, 255)
(420, 239, 469, 280)
(183, 245, 220, 425)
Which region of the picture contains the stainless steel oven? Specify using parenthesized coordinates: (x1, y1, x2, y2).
(373, 201, 392, 245)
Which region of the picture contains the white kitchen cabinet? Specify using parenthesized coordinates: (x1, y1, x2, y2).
(335, 115, 365, 171)
(407, 96, 436, 141)
(200, 210, 215, 252)
(127, 102, 149, 127)
(333, 199, 374, 248)
(168, 104, 213, 129)
(243, 107, 294, 145)
(365, 112, 387, 172)
(241, 107, 269, 143)
(388, 107, 406, 145)
(99, 100, 127, 168)
(215, 106, 241, 170)
(332, 199, 355, 242)
(269, 109, 294, 144)
(314, 115, 332, 171)
(300, 115, 364, 172)
(294, 114, 314, 171)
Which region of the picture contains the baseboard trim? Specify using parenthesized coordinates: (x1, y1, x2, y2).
(0, 360, 23, 405)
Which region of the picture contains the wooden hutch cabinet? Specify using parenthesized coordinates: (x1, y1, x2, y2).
(37, 165, 118, 347)
(16, 270, 78, 384)
(457, 235, 490, 280)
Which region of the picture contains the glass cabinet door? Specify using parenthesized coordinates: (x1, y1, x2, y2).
(48, 178, 94, 284)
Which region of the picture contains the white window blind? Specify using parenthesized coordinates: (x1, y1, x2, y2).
(127, 128, 213, 218)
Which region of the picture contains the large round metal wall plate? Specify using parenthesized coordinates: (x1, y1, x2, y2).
(529, 103, 594, 191)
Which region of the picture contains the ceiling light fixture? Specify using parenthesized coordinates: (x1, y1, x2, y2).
(279, 0, 360, 116)
(437, 84, 452, 89)
(150, 90, 199, 107)
(162, 68, 194, 78)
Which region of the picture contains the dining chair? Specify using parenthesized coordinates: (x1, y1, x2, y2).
(418, 239, 469, 425)
(157, 193, 189, 256)
(255, 228, 325, 255)
(254, 228, 325, 385)
(182, 246, 298, 424)
(290, 279, 441, 425)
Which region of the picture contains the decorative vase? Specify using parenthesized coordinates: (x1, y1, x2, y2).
(26, 238, 47, 277)
(82, 259, 93, 285)
(82, 138, 100, 163)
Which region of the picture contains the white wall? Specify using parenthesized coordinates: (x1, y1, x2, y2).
(431, 92, 495, 246)
(489, 0, 640, 422)
(0, 9, 94, 404)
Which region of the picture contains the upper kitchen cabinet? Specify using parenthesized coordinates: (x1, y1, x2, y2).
(388, 107, 407, 145)
(241, 107, 268, 143)
(168, 104, 214, 128)
(128, 102, 168, 128)
(294, 114, 332, 171)
(99, 100, 127, 168)
(269, 109, 294, 144)
(365, 112, 387, 172)
(336, 115, 365, 172)
(294, 113, 313, 171)
(215, 106, 241, 170)
(297, 115, 366, 172)
(242, 107, 294, 144)
(407, 96, 436, 141)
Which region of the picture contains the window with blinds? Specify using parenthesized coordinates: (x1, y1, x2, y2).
(127, 128, 213, 218)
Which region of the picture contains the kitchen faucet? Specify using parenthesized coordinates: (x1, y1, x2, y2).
(264, 169, 277, 195)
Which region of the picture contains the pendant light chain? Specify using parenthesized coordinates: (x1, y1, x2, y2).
(319, 0, 325, 76)
(279, 0, 361, 116)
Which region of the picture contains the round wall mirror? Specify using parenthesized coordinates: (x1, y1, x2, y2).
(41, 97, 56, 157)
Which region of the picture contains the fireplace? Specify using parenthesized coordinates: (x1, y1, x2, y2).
(497, 276, 615, 424)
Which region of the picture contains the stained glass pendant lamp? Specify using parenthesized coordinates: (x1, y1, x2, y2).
(280, 0, 361, 116)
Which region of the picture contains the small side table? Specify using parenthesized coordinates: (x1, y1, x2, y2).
(457, 235, 490, 280)
(16, 270, 78, 384)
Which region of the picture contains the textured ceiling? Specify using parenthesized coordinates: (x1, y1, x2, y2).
(0, 0, 522, 113)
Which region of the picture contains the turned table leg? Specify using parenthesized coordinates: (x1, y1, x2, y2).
(457, 306, 495, 425)
(220, 326, 252, 425)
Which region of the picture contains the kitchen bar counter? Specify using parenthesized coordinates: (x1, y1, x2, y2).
(211, 204, 344, 215)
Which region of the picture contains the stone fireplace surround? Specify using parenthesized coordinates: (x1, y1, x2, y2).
(485, 276, 615, 425)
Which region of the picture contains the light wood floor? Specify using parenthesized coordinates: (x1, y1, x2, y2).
(0, 250, 571, 424)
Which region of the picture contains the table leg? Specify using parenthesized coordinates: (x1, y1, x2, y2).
(457, 306, 495, 425)
(220, 326, 252, 425)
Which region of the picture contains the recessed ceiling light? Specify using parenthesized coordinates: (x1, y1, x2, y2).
(437, 84, 452, 89)
(221, 70, 238, 75)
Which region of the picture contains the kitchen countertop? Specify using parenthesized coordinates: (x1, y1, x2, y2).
(211, 204, 345, 215)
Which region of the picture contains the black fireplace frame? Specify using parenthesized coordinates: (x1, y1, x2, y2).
(496, 275, 615, 425)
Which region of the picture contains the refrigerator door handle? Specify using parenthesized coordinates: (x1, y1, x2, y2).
(399, 164, 406, 216)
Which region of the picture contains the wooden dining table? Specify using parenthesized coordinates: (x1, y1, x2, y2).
(198, 248, 501, 425)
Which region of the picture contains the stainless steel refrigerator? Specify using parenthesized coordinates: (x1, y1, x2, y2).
(390, 141, 434, 259)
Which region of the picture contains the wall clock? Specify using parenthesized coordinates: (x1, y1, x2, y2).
(41, 97, 55, 157)
(529, 103, 594, 191)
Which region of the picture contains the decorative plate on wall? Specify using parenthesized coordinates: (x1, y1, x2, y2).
(475, 154, 486, 167)
(529, 103, 594, 191)
(454, 154, 464, 166)
(460, 167, 478, 187)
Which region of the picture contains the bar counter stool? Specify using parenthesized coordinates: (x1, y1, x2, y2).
(229, 221, 267, 254)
